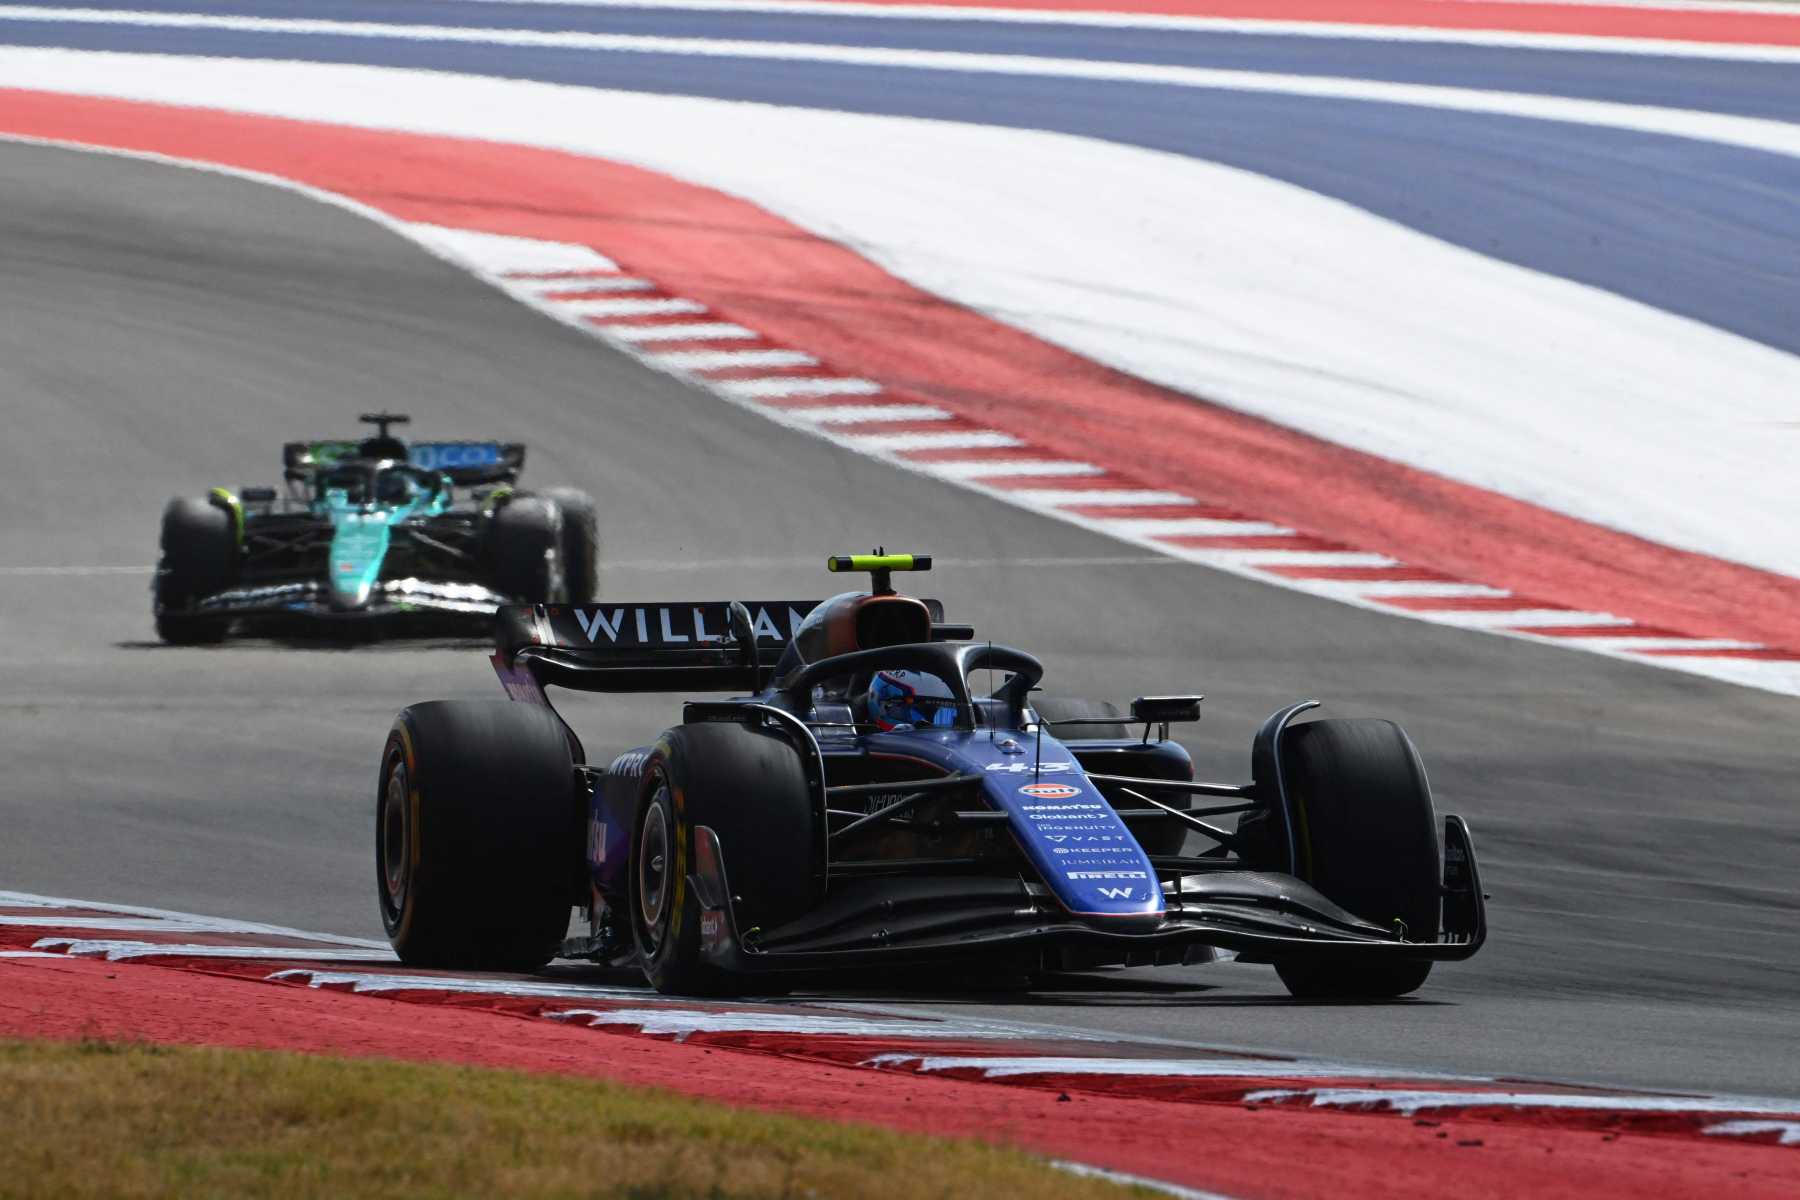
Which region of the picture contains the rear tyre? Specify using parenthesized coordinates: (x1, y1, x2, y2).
(153, 496, 235, 644)
(541, 487, 599, 604)
(1270, 718, 1440, 999)
(491, 497, 564, 603)
(632, 722, 819, 996)
(376, 700, 579, 971)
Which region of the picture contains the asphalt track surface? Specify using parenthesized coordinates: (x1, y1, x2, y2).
(6, 6, 1800, 358)
(3, 143, 1798, 1098)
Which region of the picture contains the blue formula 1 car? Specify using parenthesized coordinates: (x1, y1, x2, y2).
(153, 414, 597, 642)
(374, 554, 1486, 997)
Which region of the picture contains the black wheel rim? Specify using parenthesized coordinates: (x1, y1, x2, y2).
(638, 784, 672, 953)
(379, 752, 410, 921)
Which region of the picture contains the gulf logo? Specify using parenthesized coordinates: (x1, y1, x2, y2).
(1018, 782, 1082, 800)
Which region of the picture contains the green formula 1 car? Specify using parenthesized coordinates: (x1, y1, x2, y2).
(153, 414, 597, 643)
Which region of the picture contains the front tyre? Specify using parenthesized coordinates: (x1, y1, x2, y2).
(1271, 718, 1441, 999)
(632, 722, 818, 996)
(541, 487, 600, 604)
(153, 496, 235, 644)
(490, 496, 564, 603)
(376, 700, 579, 971)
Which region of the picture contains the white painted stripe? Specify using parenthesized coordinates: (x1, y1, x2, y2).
(721, 376, 883, 398)
(0, 950, 65, 958)
(0, 890, 389, 948)
(456, 0, 1800, 58)
(403, 221, 617, 273)
(1008, 490, 1197, 507)
(864, 1054, 1474, 1080)
(1188, 550, 1401, 568)
(1705, 1120, 1800, 1146)
(1390, 608, 1635, 629)
(1052, 1161, 1240, 1200)
(268, 969, 658, 1002)
(522, 276, 654, 294)
(34, 938, 397, 962)
(603, 321, 759, 342)
(1294, 581, 1513, 599)
(1101, 518, 1293, 537)
(652, 347, 818, 370)
(0, 565, 155, 576)
(548, 1007, 1017, 1038)
(1541, 636, 1763, 651)
(845, 430, 1023, 450)
(1242, 1087, 1800, 1117)
(919, 459, 1104, 479)
(21, 6, 1800, 70)
(0, 915, 215, 932)
(782, 404, 950, 424)
(555, 296, 707, 317)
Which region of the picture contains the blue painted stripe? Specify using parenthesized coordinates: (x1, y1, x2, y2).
(5, 14, 1796, 359)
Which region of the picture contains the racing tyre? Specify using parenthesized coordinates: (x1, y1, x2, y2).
(1270, 718, 1441, 1000)
(1033, 696, 1191, 855)
(376, 700, 579, 971)
(541, 487, 599, 604)
(153, 496, 235, 644)
(633, 722, 819, 996)
(491, 496, 564, 603)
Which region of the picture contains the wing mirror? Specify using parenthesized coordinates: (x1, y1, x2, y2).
(1131, 695, 1203, 724)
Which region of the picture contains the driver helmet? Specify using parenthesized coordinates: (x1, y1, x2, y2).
(375, 470, 417, 505)
(865, 669, 956, 731)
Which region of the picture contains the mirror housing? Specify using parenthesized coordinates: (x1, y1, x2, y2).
(1131, 695, 1203, 724)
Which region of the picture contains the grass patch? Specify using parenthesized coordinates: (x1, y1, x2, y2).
(0, 1039, 1145, 1199)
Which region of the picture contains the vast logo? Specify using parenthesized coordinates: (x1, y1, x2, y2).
(1018, 783, 1082, 800)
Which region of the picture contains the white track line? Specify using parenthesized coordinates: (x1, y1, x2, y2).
(1051, 1160, 1241, 1200)
(1244, 1086, 1800, 1117)
(604, 320, 759, 341)
(0, 889, 389, 948)
(845, 430, 1023, 450)
(18, 5, 1799, 65)
(651, 347, 818, 369)
(780, 403, 950, 424)
(33, 937, 398, 962)
(555, 295, 707, 317)
(922, 459, 1105, 479)
(864, 1053, 1474, 1080)
(719, 376, 883, 398)
(548, 1006, 1028, 1038)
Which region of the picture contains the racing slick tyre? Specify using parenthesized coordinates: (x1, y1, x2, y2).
(541, 487, 599, 604)
(1267, 719, 1441, 1000)
(376, 700, 580, 972)
(632, 722, 819, 996)
(153, 496, 235, 644)
(491, 496, 565, 603)
(1033, 697, 1191, 856)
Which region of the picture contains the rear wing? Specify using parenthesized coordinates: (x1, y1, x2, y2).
(492, 597, 950, 696)
(494, 601, 824, 695)
(281, 439, 525, 485)
(407, 441, 525, 485)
